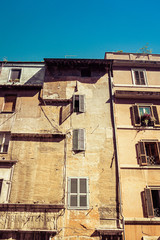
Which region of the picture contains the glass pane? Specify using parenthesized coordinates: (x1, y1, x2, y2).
(71, 179, 77, 193)
(80, 179, 87, 193)
(139, 107, 151, 116)
(80, 195, 87, 207)
(11, 69, 21, 80)
(70, 195, 77, 207)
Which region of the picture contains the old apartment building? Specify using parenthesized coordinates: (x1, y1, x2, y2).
(105, 52, 160, 240)
(0, 59, 123, 240)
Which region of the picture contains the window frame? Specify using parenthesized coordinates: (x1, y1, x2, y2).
(2, 95, 17, 113)
(144, 187, 160, 218)
(0, 132, 10, 153)
(132, 104, 160, 127)
(8, 69, 21, 82)
(131, 69, 148, 86)
(73, 95, 85, 113)
(138, 140, 160, 166)
(68, 177, 89, 209)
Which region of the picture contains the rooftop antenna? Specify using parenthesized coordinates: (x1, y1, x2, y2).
(65, 55, 77, 58)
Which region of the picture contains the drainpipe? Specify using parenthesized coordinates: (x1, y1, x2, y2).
(108, 61, 125, 240)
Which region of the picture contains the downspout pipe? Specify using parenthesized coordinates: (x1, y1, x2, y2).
(108, 61, 125, 240)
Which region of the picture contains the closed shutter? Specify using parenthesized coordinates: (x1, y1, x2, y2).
(3, 95, 16, 112)
(61, 104, 72, 123)
(78, 129, 85, 150)
(134, 71, 140, 85)
(140, 71, 145, 85)
(132, 105, 141, 126)
(79, 178, 88, 207)
(79, 95, 85, 113)
(73, 129, 85, 151)
(144, 188, 154, 218)
(152, 106, 160, 127)
(138, 141, 147, 165)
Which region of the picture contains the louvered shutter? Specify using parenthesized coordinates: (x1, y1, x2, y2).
(152, 106, 160, 127)
(140, 71, 145, 85)
(73, 129, 85, 151)
(0, 134, 3, 153)
(78, 129, 85, 150)
(144, 188, 154, 218)
(61, 104, 72, 123)
(73, 129, 79, 151)
(134, 71, 140, 85)
(79, 95, 85, 113)
(132, 105, 141, 126)
(138, 141, 147, 165)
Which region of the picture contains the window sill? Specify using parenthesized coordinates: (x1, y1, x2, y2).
(120, 165, 160, 169)
(117, 125, 160, 130)
(0, 111, 15, 114)
(125, 217, 160, 224)
(68, 207, 89, 210)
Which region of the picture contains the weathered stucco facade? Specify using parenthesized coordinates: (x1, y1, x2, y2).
(0, 59, 122, 240)
(106, 52, 160, 240)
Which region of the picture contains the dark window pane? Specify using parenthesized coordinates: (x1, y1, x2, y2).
(80, 195, 87, 207)
(10, 69, 21, 80)
(71, 179, 77, 193)
(80, 179, 87, 193)
(70, 195, 77, 207)
(0, 180, 3, 196)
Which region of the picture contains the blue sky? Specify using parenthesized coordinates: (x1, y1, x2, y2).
(1, 0, 160, 61)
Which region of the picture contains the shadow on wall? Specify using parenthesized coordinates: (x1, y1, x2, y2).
(24, 68, 45, 85)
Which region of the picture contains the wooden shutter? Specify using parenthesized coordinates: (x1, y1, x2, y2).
(61, 104, 72, 123)
(152, 106, 160, 127)
(138, 141, 147, 165)
(73, 129, 85, 151)
(144, 188, 154, 217)
(3, 95, 16, 112)
(79, 95, 85, 113)
(132, 105, 141, 126)
(140, 71, 145, 85)
(134, 71, 140, 85)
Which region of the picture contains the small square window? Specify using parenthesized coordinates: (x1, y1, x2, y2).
(2, 95, 17, 113)
(132, 69, 147, 85)
(68, 177, 89, 209)
(0, 133, 10, 153)
(9, 69, 21, 82)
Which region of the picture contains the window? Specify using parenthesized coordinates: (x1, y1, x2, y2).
(132, 104, 160, 127)
(81, 68, 91, 77)
(0, 133, 10, 153)
(132, 69, 147, 85)
(68, 177, 89, 209)
(73, 95, 85, 113)
(138, 140, 160, 165)
(2, 95, 17, 113)
(144, 188, 160, 217)
(72, 129, 85, 151)
(9, 69, 21, 82)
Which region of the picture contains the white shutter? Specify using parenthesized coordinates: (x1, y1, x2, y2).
(79, 95, 85, 113)
(73, 129, 85, 151)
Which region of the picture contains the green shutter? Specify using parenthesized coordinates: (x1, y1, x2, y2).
(79, 95, 85, 113)
(152, 106, 160, 127)
(132, 105, 141, 126)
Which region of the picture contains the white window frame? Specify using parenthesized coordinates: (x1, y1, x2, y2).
(8, 68, 22, 82)
(131, 69, 148, 85)
(68, 177, 89, 209)
(0, 133, 10, 153)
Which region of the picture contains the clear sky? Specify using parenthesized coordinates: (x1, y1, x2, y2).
(1, 0, 160, 61)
